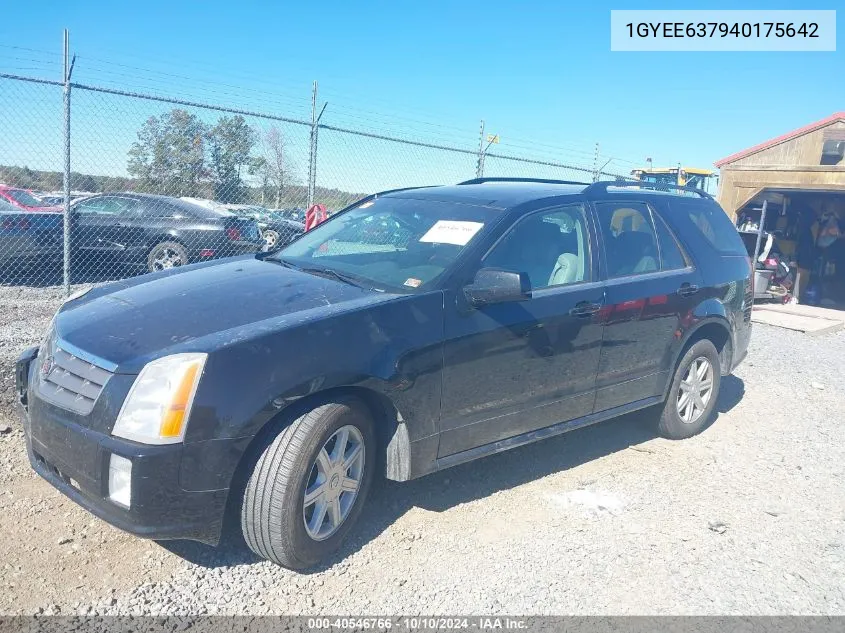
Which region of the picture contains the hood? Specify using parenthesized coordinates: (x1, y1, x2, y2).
(55, 256, 392, 372)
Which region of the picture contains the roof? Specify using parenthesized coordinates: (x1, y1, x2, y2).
(385, 181, 589, 209)
(715, 112, 845, 168)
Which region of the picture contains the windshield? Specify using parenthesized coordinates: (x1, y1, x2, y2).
(275, 196, 499, 291)
(5, 188, 42, 207)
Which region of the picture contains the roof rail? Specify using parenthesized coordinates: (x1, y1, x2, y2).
(585, 180, 714, 199)
(458, 177, 591, 187)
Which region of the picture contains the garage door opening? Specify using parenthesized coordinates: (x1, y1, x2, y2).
(735, 188, 845, 310)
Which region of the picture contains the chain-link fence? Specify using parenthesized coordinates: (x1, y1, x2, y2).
(0, 71, 630, 293)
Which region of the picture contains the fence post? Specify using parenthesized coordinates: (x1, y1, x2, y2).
(307, 81, 317, 209)
(62, 29, 73, 296)
(475, 120, 485, 178)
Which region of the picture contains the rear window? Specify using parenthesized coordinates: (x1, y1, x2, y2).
(672, 199, 746, 256)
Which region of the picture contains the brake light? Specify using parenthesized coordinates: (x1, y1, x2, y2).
(226, 227, 241, 241)
(199, 249, 215, 258)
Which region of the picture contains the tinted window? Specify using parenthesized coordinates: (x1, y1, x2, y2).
(74, 197, 127, 215)
(594, 202, 659, 277)
(278, 196, 500, 291)
(484, 205, 591, 290)
(653, 211, 688, 270)
(673, 199, 746, 256)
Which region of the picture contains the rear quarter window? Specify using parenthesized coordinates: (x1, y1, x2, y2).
(669, 199, 746, 256)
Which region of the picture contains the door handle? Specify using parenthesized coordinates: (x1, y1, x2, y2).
(677, 283, 699, 297)
(569, 301, 602, 317)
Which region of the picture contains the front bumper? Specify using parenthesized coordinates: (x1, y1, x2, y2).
(16, 347, 228, 545)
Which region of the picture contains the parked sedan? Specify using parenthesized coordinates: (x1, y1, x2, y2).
(0, 185, 61, 212)
(0, 199, 62, 280)
(70, 193, 263, 274)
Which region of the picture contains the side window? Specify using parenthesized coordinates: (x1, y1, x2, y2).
(675, 199, 746, 256)
(653, 211, 689, 270)
(484, 204, 591, 290)
(75, 197, 124, 215)
(594, 202, 659, 277)
(112, 198, 139, 214)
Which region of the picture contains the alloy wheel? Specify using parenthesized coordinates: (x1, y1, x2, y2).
(263, 230, 279, 249)
(676, 356, 714, 424)
(151, 247, 184, 271)
(302, 425, 366, 541)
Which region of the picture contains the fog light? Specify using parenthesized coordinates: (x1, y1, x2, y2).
(108, 454, 132, 508)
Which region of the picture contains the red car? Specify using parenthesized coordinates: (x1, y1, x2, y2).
(0, 185, 61, 212)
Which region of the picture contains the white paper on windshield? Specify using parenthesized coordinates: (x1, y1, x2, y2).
(419, 221, 484, 246)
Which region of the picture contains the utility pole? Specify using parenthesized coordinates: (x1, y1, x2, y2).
(475, 120, 486, 178)
(475, 121, 499, 179)
(592, 143, 600, 182)
(306, 81, 328, 209)
(62, 29, 75, 296)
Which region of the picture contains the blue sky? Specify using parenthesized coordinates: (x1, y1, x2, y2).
(1, 0, 843, 193)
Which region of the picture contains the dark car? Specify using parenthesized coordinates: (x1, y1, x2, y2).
(1, 199, 63, 280)
(69, 193, 264, 274)
(230, 205, 305, 249)
(16, 178, 752, 569)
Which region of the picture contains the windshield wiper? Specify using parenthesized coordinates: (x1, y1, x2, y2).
(299, 266, 371, 289)
(264, 256, 373, 289)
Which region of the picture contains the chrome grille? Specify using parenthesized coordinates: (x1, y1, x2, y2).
(39, 342, 113, 415)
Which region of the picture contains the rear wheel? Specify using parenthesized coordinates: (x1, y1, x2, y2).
(240, 398, 375, 569)
(147, 241, 188, 273)
(657, 339, 721, 439)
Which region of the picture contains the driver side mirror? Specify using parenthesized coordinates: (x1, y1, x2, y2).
(464, 268, 531, 306)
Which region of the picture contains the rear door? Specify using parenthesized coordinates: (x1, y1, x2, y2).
(592, 198, 703, 412)
(439, 203, 605, 457)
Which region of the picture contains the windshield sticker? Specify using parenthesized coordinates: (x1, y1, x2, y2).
(358, 201, 375, 208)
(403, 277, 422, 288)
(419, 220, 484, 246)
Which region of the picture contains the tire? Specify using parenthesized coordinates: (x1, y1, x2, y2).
(241, 398, 376, 569)
(147, 240, 188, 273)
(262, 229, 280, 249)
(657, 339, 721, 440)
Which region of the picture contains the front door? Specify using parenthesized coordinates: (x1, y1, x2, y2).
(591, 199, 703, 412)
(71, 196, 139, 275)
(439, 203, 605, 458)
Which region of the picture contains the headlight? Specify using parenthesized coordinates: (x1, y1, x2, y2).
(112, 353, 207, 444)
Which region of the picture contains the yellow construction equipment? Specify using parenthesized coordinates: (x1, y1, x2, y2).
(631, 167, 716, 193)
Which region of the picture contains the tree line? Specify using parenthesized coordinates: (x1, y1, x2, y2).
(1, 107, 367, 210)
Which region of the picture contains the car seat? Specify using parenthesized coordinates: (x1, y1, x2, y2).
(612, 231, 658, 276)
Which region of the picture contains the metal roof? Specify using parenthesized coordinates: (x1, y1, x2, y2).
(715, 112, 845, 168)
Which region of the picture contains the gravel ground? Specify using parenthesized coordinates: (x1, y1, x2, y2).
(1, 283, 844, 615)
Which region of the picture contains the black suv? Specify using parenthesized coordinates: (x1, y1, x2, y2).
(16, 179, 752, 569)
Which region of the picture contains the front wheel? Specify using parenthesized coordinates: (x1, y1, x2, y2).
(262, 229, 280, 249)
(657, 339, 721, 440)
(241, 398, 376, 569)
